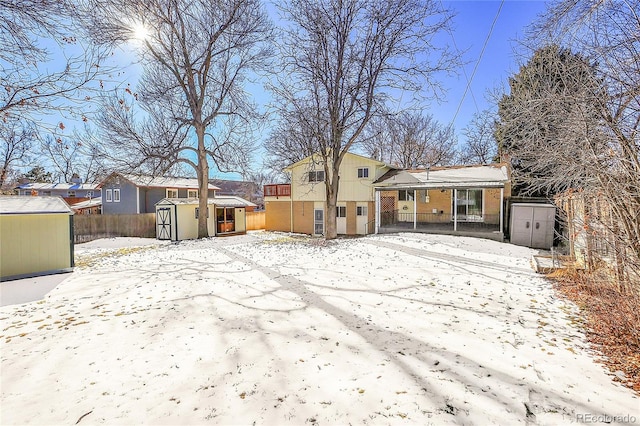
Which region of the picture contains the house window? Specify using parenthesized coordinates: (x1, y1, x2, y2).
(67, 190, 76, 197)
(308, 170, 325, 182)
(357, 167, 369, 178)
(113, 189, 120, 202)
(398, 190, 414, 201)
(336, 206, 346, 218)
(166, 188, 178, 198)
(106, 189, 112, 202)
(188, 189, 198, 198)
(453, 189, 483, 220)
(356, 206, 367, 216)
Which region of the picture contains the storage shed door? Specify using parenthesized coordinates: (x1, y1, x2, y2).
(157, 207, 173, 240)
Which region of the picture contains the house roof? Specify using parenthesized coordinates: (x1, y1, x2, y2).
(70, 198, 102, 210)
(284, 151, 394, 171)
(100, 173, 219, 190)
(15, 182, 100, 191)
(374, 164, 510, 189)
(156, 196, 257, 208)
(0, 196, 73, 215)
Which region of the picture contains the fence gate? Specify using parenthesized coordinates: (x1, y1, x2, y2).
(156, 207, 172, 240)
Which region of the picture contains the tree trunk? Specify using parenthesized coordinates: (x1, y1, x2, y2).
(196, 124, 209, 238)
(324, 162, 341, 240)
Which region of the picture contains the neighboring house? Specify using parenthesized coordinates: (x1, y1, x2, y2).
(210, 179, 262, 210)
(15, 179, 101, 206)
(264, 152, 392, 235)
(264, 152, 511, 240)
(0, 196, 74, 281)
(98, 173, 219, 214)
(70, 198, 102, 215)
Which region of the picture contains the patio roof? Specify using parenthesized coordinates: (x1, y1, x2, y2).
(373, 164, 510, 189)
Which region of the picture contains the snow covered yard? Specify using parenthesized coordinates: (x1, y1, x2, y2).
(1, 232, 637, 425)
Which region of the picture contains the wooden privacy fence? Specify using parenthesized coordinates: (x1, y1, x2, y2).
(246, 211, 265, 230)
(74, 213, 156, 243)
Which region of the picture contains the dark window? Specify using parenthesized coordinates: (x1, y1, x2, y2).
(336, 206, 346, 218)
(308, 170, 325, 182)
(357, 167, 369, 178)
(399, 190, 414, 201)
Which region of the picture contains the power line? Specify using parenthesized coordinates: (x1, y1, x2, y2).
(450, 0, 505, 128)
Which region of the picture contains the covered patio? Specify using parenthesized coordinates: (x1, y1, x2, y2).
(372, 164, 510, 241)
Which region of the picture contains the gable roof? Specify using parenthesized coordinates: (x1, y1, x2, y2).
(374, 164, 510, 189)
(0, 196, 73, 215)
(99, 172, 219, 190)
(284, 151, 394, 171)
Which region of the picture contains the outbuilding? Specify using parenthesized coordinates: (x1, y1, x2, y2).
(155, 197, 257, 241)
(0, 196, 74, 281)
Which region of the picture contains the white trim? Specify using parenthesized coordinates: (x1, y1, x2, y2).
(106, 189, 112, 202)
(166, 188, 178, 198)
(187, 189, 198, 198)
(375, 190, 380, 234)
(113, 189, 121, 202)
(136, 187, 140, 214)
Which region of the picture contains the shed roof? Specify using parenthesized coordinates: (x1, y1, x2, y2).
(0, 196, 73, 215)
(156, 196, 257, 208)
(374, 164, 510, 189)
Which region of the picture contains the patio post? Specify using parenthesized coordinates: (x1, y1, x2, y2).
(374, 189, 380, 234)
(453, 188, 458, 231)
(413, 189, 417, 230)
(499, 187, 504, 235)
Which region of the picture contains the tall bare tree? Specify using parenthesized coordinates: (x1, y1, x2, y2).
(1, 0, 105, 125)
(530, 0, 640, 286)
(272, 0, 457, 239)
(0, 119, 35, 188)
(361, 112, 457, 168)
(459, 109, 498, 165)
(86, 0, 272, 237)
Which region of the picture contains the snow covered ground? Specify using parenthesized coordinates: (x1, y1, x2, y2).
(1, 232, 637, 425)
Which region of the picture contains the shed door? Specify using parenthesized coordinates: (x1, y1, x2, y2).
(510, 205, 534, 247)
(157, 207, 172, 240)
(531, 206, 555, 249)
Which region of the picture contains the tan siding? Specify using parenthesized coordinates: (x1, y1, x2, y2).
(484, 189, 502, 224)
(246, 211, 265, 230)
(265, 201, 291, 232)
(235, 208, 246, 232)
(346, 201, 357, 235)
(416, 189, 452, 216)
(292, 201, 314, 235)
(0, 214, 72, 279)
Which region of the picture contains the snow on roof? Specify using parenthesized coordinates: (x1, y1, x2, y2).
(156, 196, 257, 208)
(15, 182, 100, 191)
(0, 196, 73, 214)
(70, 198, 102, 209)
(119, 174, 219, 190)
(374, 164, 509, 189)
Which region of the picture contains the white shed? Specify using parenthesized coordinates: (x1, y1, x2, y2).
(155, 197, 257, 241)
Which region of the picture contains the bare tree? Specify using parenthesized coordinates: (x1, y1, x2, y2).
(459, 109, 498, 165)
(86, 0, 272, 237)
(0, 119, 35, 188)
(1, 0, 106, 125)
(530, 0, 640, 287)
(41, 129, 109, 184)
(272, 0, 457, 239)
(361, 111, 457, 169)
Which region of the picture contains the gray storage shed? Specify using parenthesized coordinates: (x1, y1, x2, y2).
(510, 203, 555, 249)
(0, 196, 74, 281)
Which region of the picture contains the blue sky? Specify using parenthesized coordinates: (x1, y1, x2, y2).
(36, 0, 548, 180)
(436, 0, 547, 135)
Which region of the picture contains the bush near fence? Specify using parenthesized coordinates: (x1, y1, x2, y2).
(74, 213, 156, 243)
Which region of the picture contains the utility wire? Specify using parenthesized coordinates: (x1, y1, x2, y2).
(450, 0, 505, 127)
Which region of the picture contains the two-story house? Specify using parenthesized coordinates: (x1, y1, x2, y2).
(15, 176, 101, 206)
(98, 173, 219, 214)
(264, 152, 511, 240)
(264, 152, 392, 236)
